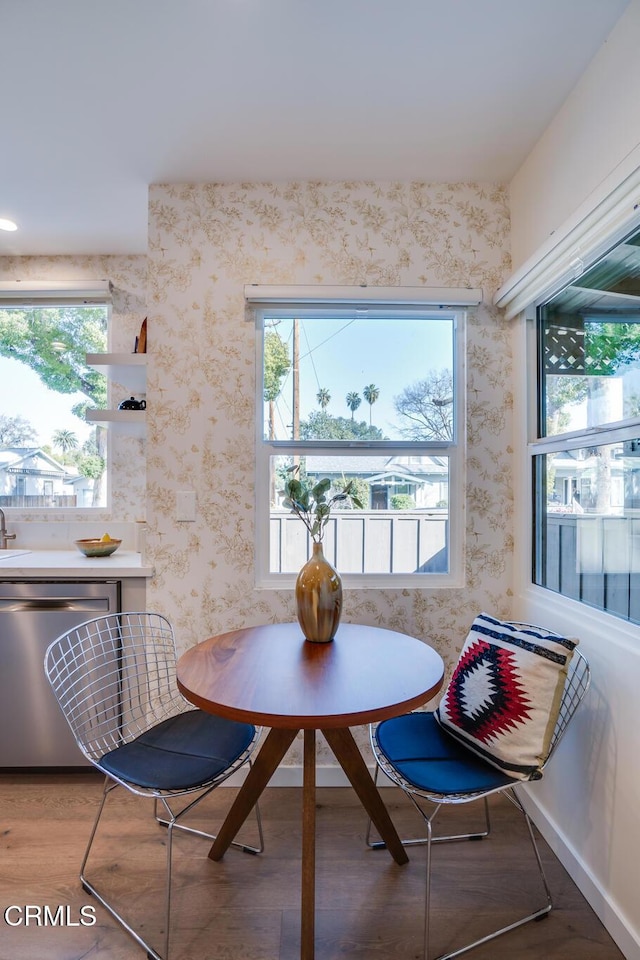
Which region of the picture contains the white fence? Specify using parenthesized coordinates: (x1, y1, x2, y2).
(270, 510, 449, 574)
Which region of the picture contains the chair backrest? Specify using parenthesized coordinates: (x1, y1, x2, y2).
(508, 621, 590, 768)
(545, 647, 590, 763)
(44, 612, 187, 764)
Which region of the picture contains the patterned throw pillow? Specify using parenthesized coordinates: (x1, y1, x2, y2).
(436, 613, 578, 781)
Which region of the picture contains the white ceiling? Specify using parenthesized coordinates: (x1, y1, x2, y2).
(0, 0, 630, 257)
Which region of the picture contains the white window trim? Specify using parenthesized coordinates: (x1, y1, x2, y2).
(525, 264, 640, 622)
(0, 287, 113, 516)
(529, 418, 640, 456)
(252, 290, 467, 589)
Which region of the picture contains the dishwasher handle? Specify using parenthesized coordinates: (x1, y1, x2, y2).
(0, 597, 114, 613)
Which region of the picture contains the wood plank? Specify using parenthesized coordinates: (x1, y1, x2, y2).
(0, 773, 625, 960)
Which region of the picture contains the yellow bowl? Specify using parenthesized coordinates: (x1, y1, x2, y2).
(74, 538, 122, 558)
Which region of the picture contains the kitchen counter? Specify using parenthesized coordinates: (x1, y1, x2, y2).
(0, 549, 154, 579)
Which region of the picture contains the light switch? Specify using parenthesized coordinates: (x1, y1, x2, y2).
(176, 490, 197, 522)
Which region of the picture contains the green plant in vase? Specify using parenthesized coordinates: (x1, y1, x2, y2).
(283, 469, 363, 542)
(283, 467, 362, 643)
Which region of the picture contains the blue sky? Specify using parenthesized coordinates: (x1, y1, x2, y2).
(266, 315, 453, 440)
(0, 313, 454, 449)
(0, 355, 92, 447)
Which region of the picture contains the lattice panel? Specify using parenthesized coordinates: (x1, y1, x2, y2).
(544, 322, 620, 377)
(544, 323, 585, 374)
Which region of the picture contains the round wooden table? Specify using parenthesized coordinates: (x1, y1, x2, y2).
(177, 621, 444, 960)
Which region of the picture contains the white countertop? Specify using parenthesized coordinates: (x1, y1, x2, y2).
(0, 549, 154, 579)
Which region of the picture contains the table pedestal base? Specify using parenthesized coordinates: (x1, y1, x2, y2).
(208, 726, 409, 960)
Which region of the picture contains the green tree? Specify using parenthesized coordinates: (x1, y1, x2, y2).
(391, 493, 416, 510)
(0, 305, 108, 504)
(299, 410, 384, 441)
(75, 452, 105, 483)
(0, 414, 37, 446)
(316, 387, 331, 410)
(394, 369, 453, 440)
(545, 377, 588, 435)
(346, 391, 361, 420)
(75, 436, 106, 504)
(0, 306, 107, 402)
(335, 475, 369, 509)
(363, 383, 380, 425)
(263, 329, 291, 440)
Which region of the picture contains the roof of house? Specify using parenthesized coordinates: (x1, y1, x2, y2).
(0, 447, 67, 472)
(304, 455, 448, 479)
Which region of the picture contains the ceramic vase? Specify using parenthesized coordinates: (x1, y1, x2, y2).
(295, 542, 342, 643)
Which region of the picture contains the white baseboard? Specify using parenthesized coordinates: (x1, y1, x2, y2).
(519, 788, 639, 960)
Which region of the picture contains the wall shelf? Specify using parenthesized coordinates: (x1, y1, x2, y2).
(86, 409, 145, 438)
(86, 353, 147, 392)
(86, 353, 147, 437)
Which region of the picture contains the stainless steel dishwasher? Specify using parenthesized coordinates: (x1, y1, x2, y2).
(0, 580, 121, 767)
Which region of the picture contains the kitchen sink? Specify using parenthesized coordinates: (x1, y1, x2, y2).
(0, 550, 32, 560)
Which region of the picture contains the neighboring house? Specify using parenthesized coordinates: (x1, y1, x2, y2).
(302, 455, 449, 510)
(0, 447, 75, 506)
(64, 473, 95, 508)
(547, 447, 640, 513)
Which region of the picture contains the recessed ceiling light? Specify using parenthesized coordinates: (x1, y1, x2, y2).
(0, 218, 18, 232)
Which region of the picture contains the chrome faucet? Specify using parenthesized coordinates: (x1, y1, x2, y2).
(0, 509, 16, 549)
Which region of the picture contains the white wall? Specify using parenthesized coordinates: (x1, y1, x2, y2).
(507, 7, 640, 955)
(510, 0, 640, 273)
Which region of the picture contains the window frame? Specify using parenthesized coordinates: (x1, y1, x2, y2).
(253, 294, 468, 589)
(528, 225, 640, 621)
(0, 283, 112, 516)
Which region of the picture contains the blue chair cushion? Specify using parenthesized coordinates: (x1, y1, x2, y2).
(99, 710, 255, 791)
(375, 711, 515, 796)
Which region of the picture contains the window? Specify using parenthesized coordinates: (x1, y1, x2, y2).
(532, 223, 640, 622)
(252, 287, 472, 587)
(0, 284, 110, 511)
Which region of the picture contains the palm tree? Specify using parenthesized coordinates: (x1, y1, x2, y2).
(346, 391, 361, 420)
(363, 383, 380, 425)
(52, 429, 78, 456)
(316, 387, 331, 410)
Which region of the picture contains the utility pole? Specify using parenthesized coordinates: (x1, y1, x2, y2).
(292, 318, 300, 471)
(293, 318, 300, 441)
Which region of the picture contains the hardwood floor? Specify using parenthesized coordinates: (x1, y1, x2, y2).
(0, 771, 625, 960)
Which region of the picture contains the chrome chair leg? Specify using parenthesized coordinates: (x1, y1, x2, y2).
(80, 776, 113, 881)
(424, 812, 434, 960)
(81, 779, 165, 960)
(365, 767, 491, 849)
(164, 816, 174, 960)
(154, 782, 265, 855)
(82, 775, 265, 960)
(426, 790, 552, 960)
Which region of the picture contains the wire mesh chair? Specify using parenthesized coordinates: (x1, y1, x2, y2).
(366, 623, 590, 960)
(44, 611, 264, 960)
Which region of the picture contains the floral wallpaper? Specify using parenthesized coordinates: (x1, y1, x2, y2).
(146, 180, 512, 767)
(0, 255, 147, 522)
